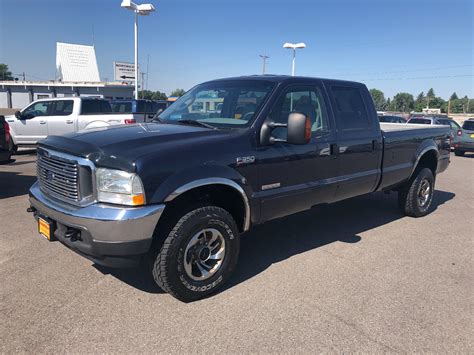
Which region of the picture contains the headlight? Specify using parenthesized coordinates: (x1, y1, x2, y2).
(96, 168, 145, 206)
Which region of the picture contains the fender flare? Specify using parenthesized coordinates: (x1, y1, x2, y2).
(409, 143, 439, 180)
(164, 177, 251, 232)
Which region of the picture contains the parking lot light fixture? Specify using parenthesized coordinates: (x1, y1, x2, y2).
(120, 0, 155, 99)
(283, 42, 306, 76)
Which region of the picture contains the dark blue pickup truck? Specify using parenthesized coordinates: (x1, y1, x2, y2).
(28, 76, 451, 301)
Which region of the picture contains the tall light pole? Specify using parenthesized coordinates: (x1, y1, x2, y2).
(121, 0, 155, 99)
(259, 54, 269, 75)
(283, 42, 306, 76)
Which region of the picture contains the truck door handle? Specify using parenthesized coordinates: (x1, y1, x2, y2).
(66, 120, 74, 124)
(39, 121, 46, 124)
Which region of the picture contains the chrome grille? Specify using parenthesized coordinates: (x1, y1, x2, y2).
(37, 152, 79, 203)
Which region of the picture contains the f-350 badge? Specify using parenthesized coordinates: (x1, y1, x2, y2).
(236, 156, 255, 166)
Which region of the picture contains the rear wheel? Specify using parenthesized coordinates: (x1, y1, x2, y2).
(151, 205, 240, 302)
(398, 168, 435, 217)
(454, 149, 465, 157)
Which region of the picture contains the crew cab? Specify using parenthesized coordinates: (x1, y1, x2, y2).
(28, 76, 451, 302)
(6, 97, 136, 149)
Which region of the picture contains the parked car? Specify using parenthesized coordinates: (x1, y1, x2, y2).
(110, 99, 169, 122)
(5, 98, 136, 149)
(378, 115, 406, 123)
(453, 118, 474, 156)
(28, 76, 451, 302)
(0, 116, 13, 163)
(407, 116, 462, 145)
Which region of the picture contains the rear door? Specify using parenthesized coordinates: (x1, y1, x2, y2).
(46, 100, 76, 136)
(326, 82, 383, 200)
(14, 100, 51, 144)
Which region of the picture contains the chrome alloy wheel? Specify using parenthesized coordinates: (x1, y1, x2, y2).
(417, 178, 431, 208)
(183, 228, 226, 281)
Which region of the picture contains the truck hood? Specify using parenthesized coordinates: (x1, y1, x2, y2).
(39, 123, 230, 171)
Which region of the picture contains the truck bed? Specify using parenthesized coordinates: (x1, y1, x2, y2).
(378, 123, 451, 191)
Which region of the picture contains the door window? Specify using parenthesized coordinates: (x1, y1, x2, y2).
(52, 100, 74, 116)
(331, 86, 370, 130)
(22, 101, 52, 119)
(269, 86, 330, 139)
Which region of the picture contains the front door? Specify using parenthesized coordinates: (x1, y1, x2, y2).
(14, 101, 51, 144)
(47, 100, 76, 136)
(257, 83, 339, 222)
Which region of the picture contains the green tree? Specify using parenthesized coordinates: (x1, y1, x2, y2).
(140, 90, 167, 100)
(0, 63, 13, 80)
(426, 88, 435, 108)
(414, 91, 425, 112)
(369, 88, 386, 111)
(170, 88, 186, 97)
(392, 92, 415, 112)
(450, 92, 458, 100)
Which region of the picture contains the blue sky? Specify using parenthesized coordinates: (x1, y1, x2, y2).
(0, 0, 472, 98)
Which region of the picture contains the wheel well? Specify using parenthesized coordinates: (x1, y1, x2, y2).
(414, 150, 438, 176)
(160, 184, 247, 233)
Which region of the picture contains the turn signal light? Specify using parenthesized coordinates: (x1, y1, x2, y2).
(125, 119, 136, 124)
(132, 194, 145, 206)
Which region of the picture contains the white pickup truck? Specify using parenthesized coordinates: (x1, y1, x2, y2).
(6, 97, 136, 149)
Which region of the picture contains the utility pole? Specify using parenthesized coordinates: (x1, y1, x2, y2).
(145, 54, 150, 91)
(259, 54, 269, 75)
(140, 72, 146, 98)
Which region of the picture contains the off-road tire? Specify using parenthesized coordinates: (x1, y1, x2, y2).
(454, 149, 465, 157)
(152, 206, 240, 302)
(398, 168, 435, 217)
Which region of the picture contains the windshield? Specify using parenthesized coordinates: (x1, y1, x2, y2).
(462, 120, 474, 131)
(157, 81, 275, 128)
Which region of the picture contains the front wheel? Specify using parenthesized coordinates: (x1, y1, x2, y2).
(151, 206, 240, 302)
(398, 168, 435, 217)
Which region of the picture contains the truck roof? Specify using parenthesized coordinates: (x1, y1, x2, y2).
(206, 75, 365, 87)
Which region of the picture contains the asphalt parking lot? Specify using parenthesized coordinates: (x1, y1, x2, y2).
(1, 151, 473, 353)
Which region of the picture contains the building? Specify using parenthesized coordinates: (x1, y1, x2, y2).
(56, 42, 100, 82)
(0, 81, 134, 109)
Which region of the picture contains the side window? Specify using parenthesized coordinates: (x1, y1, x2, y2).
(52, 100, 74, 116)
(100, 100, 112, 113)
(81, 100, 101, 114)
(269, 86, 330, 139)
(22, 101, 52, 119)
(331, 86, 370, 131)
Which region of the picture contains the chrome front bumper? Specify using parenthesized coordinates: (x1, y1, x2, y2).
(29, 182, 165, 267)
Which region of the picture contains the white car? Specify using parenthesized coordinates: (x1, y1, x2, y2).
(6, 97, 136, 149)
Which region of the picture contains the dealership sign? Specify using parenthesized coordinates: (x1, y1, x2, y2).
(114, 61, 138, 81)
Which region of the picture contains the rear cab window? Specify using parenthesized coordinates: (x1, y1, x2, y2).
(330, 86, 371, 131)
(408, 118, 431, 124)
(81, 100, 112, 115)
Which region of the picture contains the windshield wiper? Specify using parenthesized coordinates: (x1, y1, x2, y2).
(177, 119, 216, 130)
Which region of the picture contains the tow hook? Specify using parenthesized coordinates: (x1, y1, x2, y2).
(64, 228, 82, 242)
(26, 206, 36, 213)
